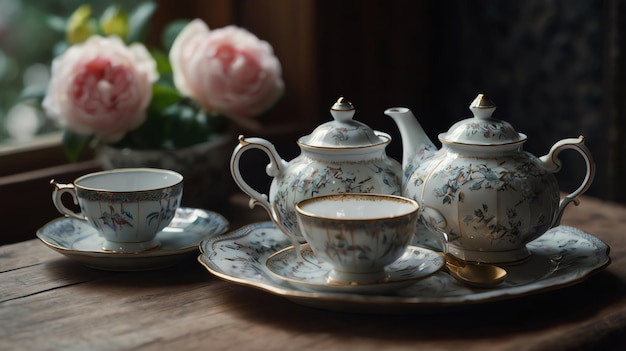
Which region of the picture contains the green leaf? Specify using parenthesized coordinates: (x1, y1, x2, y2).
(162, 20, 189, 53)
(115, 109, 170, 150)
(127, 1, 157, 43)
(149, 83, 182, 112)
(169, 110, 228, 148)
(62, 130, 92, 162)
(150, 49, 172, 76)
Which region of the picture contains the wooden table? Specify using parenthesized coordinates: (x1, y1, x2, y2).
(2, 195, 625, 350)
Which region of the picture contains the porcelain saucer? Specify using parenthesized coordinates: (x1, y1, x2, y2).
(265, 244, 444, 294)
(38, 207, 229, 271)
(198, 222, 610, 313)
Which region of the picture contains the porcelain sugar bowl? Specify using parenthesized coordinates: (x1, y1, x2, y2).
(231, 97, 402, 241)
(385, 93, 595, 264)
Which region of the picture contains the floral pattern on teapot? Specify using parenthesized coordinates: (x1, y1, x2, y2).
(270, 153, 401, 235)
(422, 156, 556, 205)
(450, 121, 519, 142)
(410, 151, 560, 247)
(386, 94, 595, 264)
(230, 97, 403, 242)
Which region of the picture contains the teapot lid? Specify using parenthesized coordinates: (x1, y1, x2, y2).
(299, 97, 389, 148)
(439, 94, 526, 145)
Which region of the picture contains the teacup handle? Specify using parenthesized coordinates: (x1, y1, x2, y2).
(538, 136, 596, 227)
(50, 180, 86, 221)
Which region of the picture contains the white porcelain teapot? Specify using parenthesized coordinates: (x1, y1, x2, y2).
(385, 93, 595, 264)
(231, 97, 402, 241)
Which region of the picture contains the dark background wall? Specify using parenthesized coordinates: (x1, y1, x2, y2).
(314, 0, 608, 200)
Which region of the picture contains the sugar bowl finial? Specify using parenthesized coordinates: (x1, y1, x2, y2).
(332, 96, 355, 110)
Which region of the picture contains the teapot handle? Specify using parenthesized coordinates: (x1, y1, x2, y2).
(230, 135, 289, 217)
(538, 136, 595, 227)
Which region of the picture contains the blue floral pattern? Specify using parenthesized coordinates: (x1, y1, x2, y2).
(197, 223, 610, 311)
(405, 151, 560, 256)
(270, 153, 401, 237)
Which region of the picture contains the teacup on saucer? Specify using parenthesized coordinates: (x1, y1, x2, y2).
(51, 168, 184, 253)
(294, 193, 420, 284)
(37, 208, 228, 271)
(265, 244, 444, 294)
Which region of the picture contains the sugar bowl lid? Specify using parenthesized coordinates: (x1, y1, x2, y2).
(439, 94, 526, 145)
(298, 97, 389, 148)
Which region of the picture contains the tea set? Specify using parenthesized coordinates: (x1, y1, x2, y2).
(227, 93, 596, 291)
(38, 94, 609, 308)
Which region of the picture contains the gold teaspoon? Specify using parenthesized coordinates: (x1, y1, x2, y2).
(438, 252, 508, 288)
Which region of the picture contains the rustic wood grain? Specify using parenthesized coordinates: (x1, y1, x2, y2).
(1, 195, 625, 350)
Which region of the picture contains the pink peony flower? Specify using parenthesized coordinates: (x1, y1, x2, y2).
(43, 35, 158, 141)
(169, 19, 284, 124)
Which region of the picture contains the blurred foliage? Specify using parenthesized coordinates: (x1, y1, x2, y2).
(0, 0, 145, 143)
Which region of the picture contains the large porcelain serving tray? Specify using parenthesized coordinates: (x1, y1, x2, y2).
(38, 208, 229, 271)
(198, 221, 611, 313)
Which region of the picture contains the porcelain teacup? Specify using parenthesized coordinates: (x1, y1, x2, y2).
(294, 193, 419, 284)
(51, 168, 184, 253)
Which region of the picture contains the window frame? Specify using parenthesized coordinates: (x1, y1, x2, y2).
(0, 135, 101, 245)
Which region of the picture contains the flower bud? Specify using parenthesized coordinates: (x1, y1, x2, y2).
(100, 6, 129, 40)
(66, 5, 94, 44)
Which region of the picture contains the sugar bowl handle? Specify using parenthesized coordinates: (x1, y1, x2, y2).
(50, 180, 86, 221)
(539, 136, 596, 227)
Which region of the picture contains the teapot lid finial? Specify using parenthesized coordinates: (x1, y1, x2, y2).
(330, 97, 356, 123)
(298, 96, 389, 148)
(439, 93, 526, 146)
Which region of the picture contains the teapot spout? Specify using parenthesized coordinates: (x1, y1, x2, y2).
(384, 107, 438, 183)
